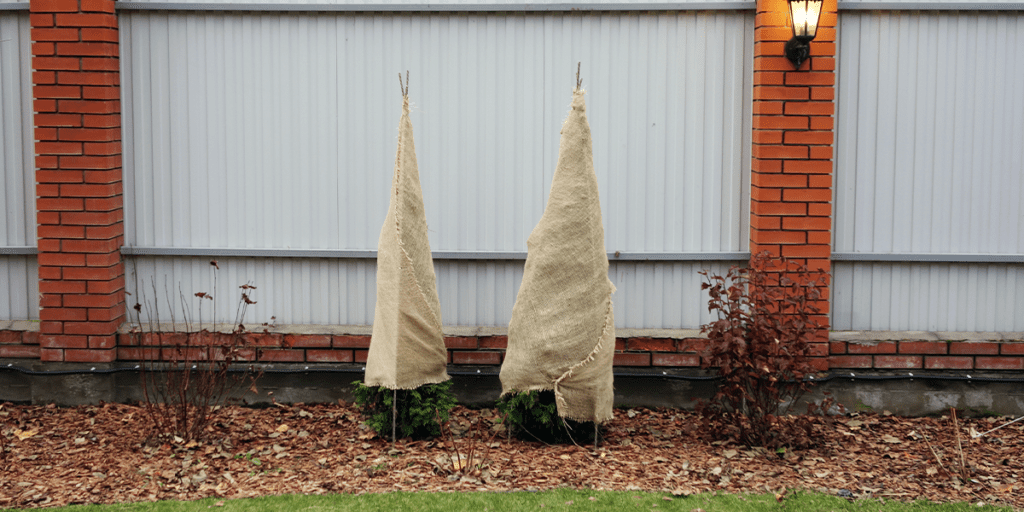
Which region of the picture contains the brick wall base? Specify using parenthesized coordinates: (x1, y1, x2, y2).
(830, 340, 1024, 371)
(93, 330, 1024, 372)
(3, 327, 1020, 373)
(0, 330, 41, 359)
(112, 333, 711, 368)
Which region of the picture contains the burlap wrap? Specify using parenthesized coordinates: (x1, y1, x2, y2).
(365, 96, 449, 390)
(499, 88, 616, 423)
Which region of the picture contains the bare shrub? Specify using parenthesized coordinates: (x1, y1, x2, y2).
(127, 259, 268, 442)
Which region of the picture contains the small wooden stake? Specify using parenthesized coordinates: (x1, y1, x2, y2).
(398, 71, 410, 96)
(392, 388, 398, 445)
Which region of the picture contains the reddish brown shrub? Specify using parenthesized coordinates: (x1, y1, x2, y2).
(697, 252, 839, 449)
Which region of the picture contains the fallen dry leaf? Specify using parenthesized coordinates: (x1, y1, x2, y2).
(13, 429, 37, 441)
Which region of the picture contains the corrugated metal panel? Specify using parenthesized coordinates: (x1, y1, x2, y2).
(126, 256, 738, 327)
(125, 256, 377, 327)
(0, 256, 37, 320)
(610, 261, 736, 329)
(0, 12, 32, 248)
(440, 260, 739, 328)
(120, 10, 752, 328)
(832, 262, 1024, 331)
(121, 11, 751, 255)
(832, 11, 1024, 331)
(0, 12, 37, 321)
(835, 11, 1024, 256)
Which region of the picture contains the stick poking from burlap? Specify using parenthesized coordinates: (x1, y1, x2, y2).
(500, 68, 615, 424)
(365, 76, 449, 391)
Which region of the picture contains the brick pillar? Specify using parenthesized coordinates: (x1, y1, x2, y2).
(31, 0, 125, 363)
(750, 0, 837, 368)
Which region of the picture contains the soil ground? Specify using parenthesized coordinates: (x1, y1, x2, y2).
(1, 402, 1021, 510)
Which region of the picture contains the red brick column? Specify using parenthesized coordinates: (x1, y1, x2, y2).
(750, 0, 837, 369)
(31, 0, 125, 363)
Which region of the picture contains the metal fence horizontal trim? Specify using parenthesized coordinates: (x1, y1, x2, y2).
(832, 252, 1024, 263)
(838, 2, 1024, 11)
(115, 1, 755, 11)
(11, 1, 1022, 12)
(120, 246, 751, 261)
(0, 246, 36, 255)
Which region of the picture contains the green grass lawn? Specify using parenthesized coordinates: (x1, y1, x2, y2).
(49, 490, 1012, 512)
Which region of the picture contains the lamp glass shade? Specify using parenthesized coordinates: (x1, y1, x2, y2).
(788, 0, 823, 40)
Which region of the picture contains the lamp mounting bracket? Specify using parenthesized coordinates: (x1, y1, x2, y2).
(784, 37, 811, 69)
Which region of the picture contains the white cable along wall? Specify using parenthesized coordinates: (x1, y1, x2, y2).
(120, 9, 754, 328)
(832, 11, 1024, 331)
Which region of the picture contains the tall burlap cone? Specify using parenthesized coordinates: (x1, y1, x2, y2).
(500, 87, 615, 423)
(365, 95, 449, 390)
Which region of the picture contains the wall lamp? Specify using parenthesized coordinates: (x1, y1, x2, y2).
(785, 0, 823, 69)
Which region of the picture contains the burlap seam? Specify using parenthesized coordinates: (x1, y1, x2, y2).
(392, 96, 409, 230)
(551, 293, 614, 424)
(387, 247, 448, 391)
(397, 96, 442, 335)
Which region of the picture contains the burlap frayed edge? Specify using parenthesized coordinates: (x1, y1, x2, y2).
(498, 384, 553, 398)
(369, 373, 450, 392)
(551, 290, 615, 425)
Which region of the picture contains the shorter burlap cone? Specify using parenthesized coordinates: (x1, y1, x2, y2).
(499, 87, 615, 423)
(365, 95, 449, 390)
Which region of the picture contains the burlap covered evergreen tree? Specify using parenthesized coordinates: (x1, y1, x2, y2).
(365, 77, 449, 391)
(500, 74, 615, 424)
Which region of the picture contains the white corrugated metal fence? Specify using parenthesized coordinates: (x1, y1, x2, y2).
(6, 1, 1023, 333)
(120, 9, 754, 328)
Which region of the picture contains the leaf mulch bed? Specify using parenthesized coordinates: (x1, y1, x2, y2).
(1, 402, 1021, 510)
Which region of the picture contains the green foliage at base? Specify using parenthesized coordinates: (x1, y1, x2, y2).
(496, 389, 598, 445)
(352, 380, 456, 439)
